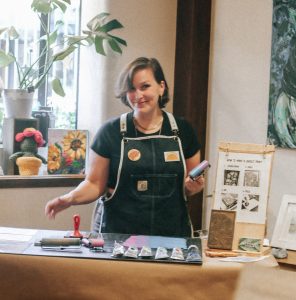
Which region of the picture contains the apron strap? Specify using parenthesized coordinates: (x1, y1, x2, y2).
(120, 113, 128, 136)
(120, 111, 179, 135)
(165, 111, 179, 135)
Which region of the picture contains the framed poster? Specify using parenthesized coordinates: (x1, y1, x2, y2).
(213, 142, 275, 251)
(47, 129, 88, 174)
(271, 194, 296, 250)
(268, 0, 296, 148)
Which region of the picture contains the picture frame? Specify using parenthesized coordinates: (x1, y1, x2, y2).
(271, 194, 296, 250)
(47, 129, 88, 175)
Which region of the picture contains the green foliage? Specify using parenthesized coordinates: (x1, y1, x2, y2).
(0, 0, 126, 96)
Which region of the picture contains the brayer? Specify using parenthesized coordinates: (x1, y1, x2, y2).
(189, 160, 210, 180)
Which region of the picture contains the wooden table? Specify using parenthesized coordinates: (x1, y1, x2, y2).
(0, 228, 278, 300)
(276, 250, 296, 271)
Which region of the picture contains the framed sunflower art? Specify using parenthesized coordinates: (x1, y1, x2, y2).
(47, 129, 88, 174)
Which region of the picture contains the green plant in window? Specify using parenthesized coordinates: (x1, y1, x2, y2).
(0, 0, 127, 97)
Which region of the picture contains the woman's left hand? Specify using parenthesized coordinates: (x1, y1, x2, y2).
(185, 175, 205, 196)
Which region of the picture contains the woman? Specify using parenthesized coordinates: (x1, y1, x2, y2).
(45, 57, 204, 237)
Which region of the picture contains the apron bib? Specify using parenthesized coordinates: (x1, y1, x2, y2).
(96, 112, 192, 237)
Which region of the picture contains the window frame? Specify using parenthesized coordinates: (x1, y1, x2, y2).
(0, 0, 81, 144)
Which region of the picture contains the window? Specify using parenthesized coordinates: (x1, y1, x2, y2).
(0, 0, 81, 143)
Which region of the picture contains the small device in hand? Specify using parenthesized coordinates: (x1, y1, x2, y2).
(189, 160, 210, 180)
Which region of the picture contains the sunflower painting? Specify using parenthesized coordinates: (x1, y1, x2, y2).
(47, 129, 88, 174)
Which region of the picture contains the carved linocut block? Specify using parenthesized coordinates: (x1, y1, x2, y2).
(207, 209, 236, 250)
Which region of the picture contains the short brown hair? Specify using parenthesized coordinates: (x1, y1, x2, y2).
(115, 57, 170, 108)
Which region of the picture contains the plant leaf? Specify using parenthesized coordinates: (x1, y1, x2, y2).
(52, 0, 68, 13)
(108, 34, 127, 46)
(86, 13, 110, 31)
(31, 0, 51, 14)
(0, 50, 15, 68)
(0, 27, 18, 39)
(96, 12, 110, 20)
(0, 27, 8, 36)
(94, 36, 106, 55)
(31, 0, 70, 13)
(48, 30, 58, 45)
(53, 45, 77, 61)
(108, 39, 122, 54)
(99, 19, 124, 33)
(67, 35, 87, 44)
(52, 78, 66, 97)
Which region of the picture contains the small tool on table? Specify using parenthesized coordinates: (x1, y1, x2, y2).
(70, 214, 83, 238)
(36, 238, 83, 253)
(82, 236, 105, 252)
(70, 214, 105, 251)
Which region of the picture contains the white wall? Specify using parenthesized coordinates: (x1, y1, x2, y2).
(206, 0, 296, 240)
(0, 187, 95, 230)
(78, 0, 177, 143)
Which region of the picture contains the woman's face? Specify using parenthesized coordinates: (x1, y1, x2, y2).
(127, 68, 165, 114)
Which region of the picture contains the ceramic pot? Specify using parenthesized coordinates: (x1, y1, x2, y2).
(16, 157, 41, 176)
(3, 89, 34, 118)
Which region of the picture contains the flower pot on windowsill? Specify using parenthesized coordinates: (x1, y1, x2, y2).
(3, 89, 34, 119)
(16, 157, 42, 176)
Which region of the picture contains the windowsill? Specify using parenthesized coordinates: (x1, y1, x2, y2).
(0, 174, 85, 188)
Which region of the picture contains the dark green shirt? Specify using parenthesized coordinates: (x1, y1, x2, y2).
(91, 111, 201, 188)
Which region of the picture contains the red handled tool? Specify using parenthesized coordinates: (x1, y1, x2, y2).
(71, 214, 83, 238)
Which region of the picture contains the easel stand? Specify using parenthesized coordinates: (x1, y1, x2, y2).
(211, 142, 275, 254)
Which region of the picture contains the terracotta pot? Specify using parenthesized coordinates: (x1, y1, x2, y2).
(3, 89, 34, 118)
(16, 157, 42, 176)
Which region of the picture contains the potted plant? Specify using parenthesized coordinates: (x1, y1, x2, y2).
(0, 0, 127, 118)
(9, 127, 47, 175)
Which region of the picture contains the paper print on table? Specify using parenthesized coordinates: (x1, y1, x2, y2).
(213, 151, 272, 224)
(47, 129, 88, 174)
(238, 238, 261, 252)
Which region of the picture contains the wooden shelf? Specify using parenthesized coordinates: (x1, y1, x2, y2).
(0, 174, 85, 188)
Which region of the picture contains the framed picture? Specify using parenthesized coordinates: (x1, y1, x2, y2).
(268, 0, 296, 148)
(47, 129, 88, 175)
(271, 194, 296, 250)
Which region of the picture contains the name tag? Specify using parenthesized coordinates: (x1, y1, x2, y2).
(164, 151, 180, 162)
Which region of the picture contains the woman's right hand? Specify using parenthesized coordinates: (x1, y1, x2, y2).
(45, 194, 73, 219)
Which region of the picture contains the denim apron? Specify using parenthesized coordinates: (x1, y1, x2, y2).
(94, 111, 192, 237)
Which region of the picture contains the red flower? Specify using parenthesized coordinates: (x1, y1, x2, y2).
(15, 133, 25, 142)
(23, 128, 35, 137)
(62, 152, 73, 166)
(15, 127, 45, 147)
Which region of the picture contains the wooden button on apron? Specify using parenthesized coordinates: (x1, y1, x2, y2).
(128, 149, 141, 161)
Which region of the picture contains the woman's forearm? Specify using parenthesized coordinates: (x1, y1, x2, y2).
(67, 179, 105, 206)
